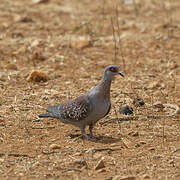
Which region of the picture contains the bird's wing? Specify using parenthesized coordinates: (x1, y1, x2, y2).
(46, 95, 91, 122)
(103, 103, 111, 117)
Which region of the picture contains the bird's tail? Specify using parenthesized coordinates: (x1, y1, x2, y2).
(38, 113, 53, 118)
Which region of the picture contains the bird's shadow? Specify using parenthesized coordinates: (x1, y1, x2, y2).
(68, 134, 121, 144)
(95, 135, 121, 144)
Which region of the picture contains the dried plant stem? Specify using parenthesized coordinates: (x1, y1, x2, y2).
(132, 0, 139, 16)
(99, 0, 106, 36)
(160, 0, 172, 146)
(164, 0, 173, 38)
(115, 5, 126, 72)
(111, 17, 117, 64)
(0, 153, 33, 158)
(64, 35, 70, 57)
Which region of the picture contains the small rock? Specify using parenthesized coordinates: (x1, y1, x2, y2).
(148, 147, 155, 151)
(5, 63, 18, 70)
(173, 148, 180, 153)
(73, 159, 87, 168)
(139, 141, 146, 145)
(19, 173, 24, 176)
(0, 73, 6, 81)
(128, 131, 139, 136)
(11, 32, 24, 38)
(147, 81, 160, 89)
(32, 50, 46, 62)
(121, 137, 136, 149)
(0, 158, 4, 162)
(168, 62, 178, 70)
(70, 36, 91, 49)
(13, 15, 22, 22)
(143, 174, 150, 179)
(0, 137, 4, 142)
(175, 107, 180, 114)
(49, 144, 61, 150)
(169, 160, 174, 164)
(132, 131, 139, 136)
(135, 143, 140, 147)
(31, 39, 40, 47)
(32, 0, 49, 4)
(164, 103, 180, 115)
(133, 97, 145, 107)
(153, 101, 164, 109)
(119, 105, 133, 115)
(27, 71, 49, 82)
(21, 17, 33, 23)
(97, 168, 106, 173)
(14, 15, 33, 23)
(95, 158, 105, 170)
(152, 155, 161, 159)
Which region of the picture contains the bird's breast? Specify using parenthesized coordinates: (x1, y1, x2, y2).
(88, 98, 110, 123)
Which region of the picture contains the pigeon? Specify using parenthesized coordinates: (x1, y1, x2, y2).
(38, 65, 124, 140)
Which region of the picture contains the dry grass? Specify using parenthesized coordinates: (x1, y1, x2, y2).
(0, 0, 179, 179)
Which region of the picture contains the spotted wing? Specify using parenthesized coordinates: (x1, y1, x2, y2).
(47, 95, 91, 122)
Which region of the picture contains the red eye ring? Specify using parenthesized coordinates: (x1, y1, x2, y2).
(109, 67, 117, 72)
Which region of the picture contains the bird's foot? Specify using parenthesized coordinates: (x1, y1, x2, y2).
(81, 127, 98, 141)
(83, 134, 99, 141)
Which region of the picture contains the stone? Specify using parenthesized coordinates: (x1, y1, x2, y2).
(119, 105, 133, 115)
(95, 158, 105, 170)
(49, 144, 61, 150)
(27, 71, 49, 82)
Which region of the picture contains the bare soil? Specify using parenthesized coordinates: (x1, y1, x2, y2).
(0, 0, 179, 179)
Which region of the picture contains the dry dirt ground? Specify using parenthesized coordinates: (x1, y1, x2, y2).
(0, 0, 180, 179)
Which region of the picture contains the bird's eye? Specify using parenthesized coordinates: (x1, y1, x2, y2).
(109, 67, 117, 72)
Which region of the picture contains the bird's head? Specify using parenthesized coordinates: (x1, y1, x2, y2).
(104, 65, 124, 80)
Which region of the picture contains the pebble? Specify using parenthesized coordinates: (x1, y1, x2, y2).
(49, 144, 61, 150)
(95, 158, 105, 170)
(119, 105, 133, 115)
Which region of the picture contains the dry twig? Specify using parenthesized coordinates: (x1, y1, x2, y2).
(0, 153, 33, 158)
(111, 17, 117, 63)
(115, 5, 126, 71)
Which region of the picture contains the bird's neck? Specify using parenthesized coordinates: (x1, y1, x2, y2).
(97, 77, 112, 99)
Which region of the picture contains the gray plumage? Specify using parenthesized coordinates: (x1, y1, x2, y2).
(39, 65, 124, 140)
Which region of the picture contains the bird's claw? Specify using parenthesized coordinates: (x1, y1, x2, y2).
(83, 134, 99, 141)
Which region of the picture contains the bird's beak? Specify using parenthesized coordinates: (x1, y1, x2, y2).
(118, 72, 124, 77)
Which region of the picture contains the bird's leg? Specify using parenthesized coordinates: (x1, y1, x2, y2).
(80, 126, 90, 139)
(89, 124, 94, 138)
(89, 124, 99, 140)
(80, 126, 97, 141)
